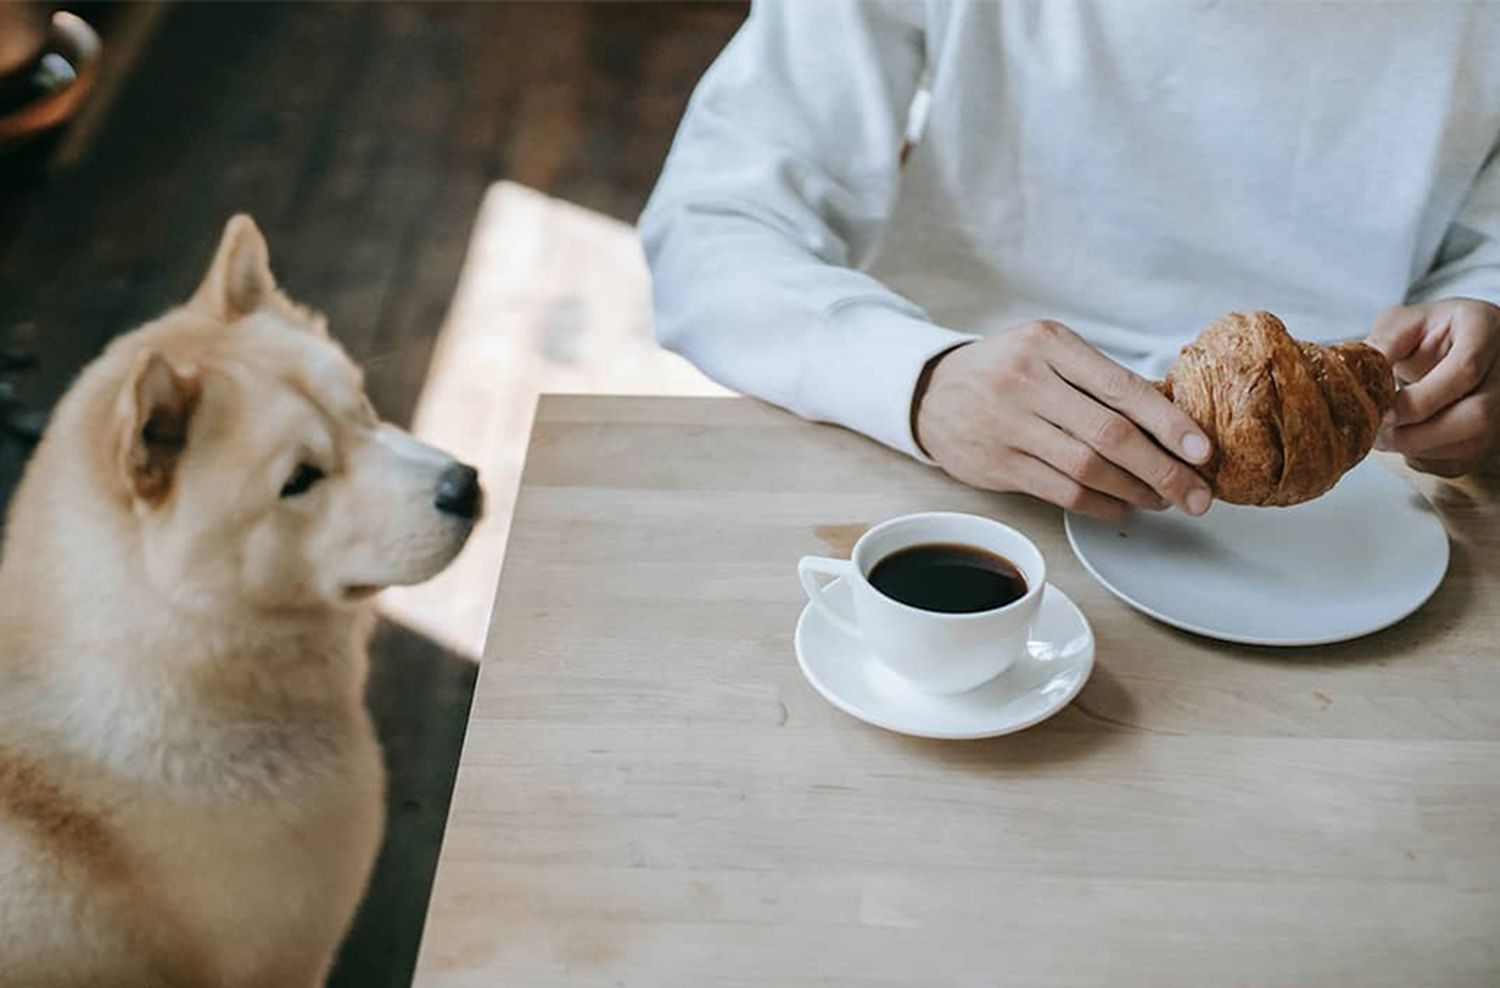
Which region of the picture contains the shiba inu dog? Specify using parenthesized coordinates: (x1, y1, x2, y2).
(0, 215, 481, 987)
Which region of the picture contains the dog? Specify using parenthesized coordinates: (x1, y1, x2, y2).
(0, 215, 481, 987)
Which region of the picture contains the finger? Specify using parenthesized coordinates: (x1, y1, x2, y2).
(1395, 341, 1495, 426)
(1369, 305, 1457, 386)
(1404, 455, 1473, 479)
(1038, 323, 1213, 465)
(1408, 436, 1489, 463)
(1392, 303, 1500, 424)
(1367, 305, 1430, 363)
(1016, 417, 1165, 510)
(1391, 330, 1453, 386)
(1037, 376, 1212, 515)
(1382, 393, 1492, 453)
(1007, 451, 1130, 521)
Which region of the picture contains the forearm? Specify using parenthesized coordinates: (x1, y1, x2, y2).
(640, 0, 969, 457)
(1409, 141, 1500, 307)
(644, 202, 975, 456)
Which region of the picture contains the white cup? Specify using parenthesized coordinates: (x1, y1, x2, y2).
(798, 512, 1047, 695)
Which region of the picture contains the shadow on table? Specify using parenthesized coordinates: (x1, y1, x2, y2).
(881, 664, 1139, 770)
(329, 618, 478, 988)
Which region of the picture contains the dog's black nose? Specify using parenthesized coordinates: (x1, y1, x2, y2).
(435, 462, 482, 520)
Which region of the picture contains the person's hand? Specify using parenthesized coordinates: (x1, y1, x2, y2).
(913, 321, 1214, 521)
(1367, 298, 1500, 477)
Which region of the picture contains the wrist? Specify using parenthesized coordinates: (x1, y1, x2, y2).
(911, 342, 970, 459)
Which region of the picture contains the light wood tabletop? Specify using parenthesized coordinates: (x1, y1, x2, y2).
(412, 395, 1500, 988)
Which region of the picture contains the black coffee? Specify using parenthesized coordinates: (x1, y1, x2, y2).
(867, 543, 1027, 614)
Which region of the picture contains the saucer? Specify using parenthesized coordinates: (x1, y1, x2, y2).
(794, 579, 1094, 740)
(1065, 459, 1449, 646)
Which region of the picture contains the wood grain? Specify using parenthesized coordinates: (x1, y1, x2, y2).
(425, 394, 1500, 987)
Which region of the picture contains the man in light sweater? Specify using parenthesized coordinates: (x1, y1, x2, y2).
(640, 1, 1500, 520)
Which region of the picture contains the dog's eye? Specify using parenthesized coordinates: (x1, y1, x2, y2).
(279, 463, 325, 499)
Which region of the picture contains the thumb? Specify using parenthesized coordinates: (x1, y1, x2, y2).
(1367, 304, 1428, 362)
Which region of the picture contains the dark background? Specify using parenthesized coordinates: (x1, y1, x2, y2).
(0, 3, 743, 985)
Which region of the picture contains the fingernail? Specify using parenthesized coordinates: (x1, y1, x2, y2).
(1186, 488, 1210, 515)
(1374, 428, 1392, 452)
(1181, 433, 1210, 462)
(1381, 410, 1396, 430)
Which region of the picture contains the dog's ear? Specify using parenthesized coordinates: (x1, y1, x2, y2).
(188, 214, 329, 336)
(117, 352, 201, 505)
(189, 214, 277, 322)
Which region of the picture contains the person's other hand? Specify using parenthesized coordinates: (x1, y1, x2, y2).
(1367, 298, 1500, 477)
(913, 321, 1214, 521)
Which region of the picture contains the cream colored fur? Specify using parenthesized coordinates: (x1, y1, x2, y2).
(0, 216, 479, 987)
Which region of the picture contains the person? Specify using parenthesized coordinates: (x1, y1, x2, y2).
(640, 1, 1500, 520)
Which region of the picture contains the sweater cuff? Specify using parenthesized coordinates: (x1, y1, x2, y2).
(799, 301, 978, 462)
(1407, 273, 1500, 309)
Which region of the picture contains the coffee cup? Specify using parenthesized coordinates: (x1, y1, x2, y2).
(798, 512, 1046, 695)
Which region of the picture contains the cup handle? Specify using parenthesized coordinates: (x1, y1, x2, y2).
(797, 556, 863, 640)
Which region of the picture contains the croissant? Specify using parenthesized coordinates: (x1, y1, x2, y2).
(1157, 311, 1396, 507)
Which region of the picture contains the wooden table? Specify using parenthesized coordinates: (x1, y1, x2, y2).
(412, 395, 1500, 988)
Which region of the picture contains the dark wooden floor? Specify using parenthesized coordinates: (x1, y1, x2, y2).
(0, 3, 743, 985)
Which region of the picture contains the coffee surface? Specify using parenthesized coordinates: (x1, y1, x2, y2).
(867, 543, 1027, 614)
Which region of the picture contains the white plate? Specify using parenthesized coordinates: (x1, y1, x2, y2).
(1065, 460, 1449, 647)
(794, 579, 1094, 740)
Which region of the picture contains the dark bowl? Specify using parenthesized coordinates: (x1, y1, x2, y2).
(0, 9, 100, 151)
